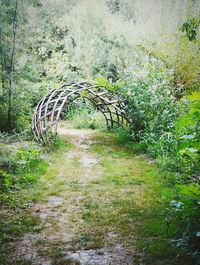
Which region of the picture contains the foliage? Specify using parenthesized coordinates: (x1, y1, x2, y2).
(174, 92, 200, 178)
(180, 17, 200, 41)
(120, 62, 177, 142)
(113, 55, 200, 263)
(0, 0, 200, 264)
(1, 0, 199, 131)
(0, 129, 31, 144)
(116, 57, 199, 181)
(0, 144, 47, 191)
(169, 183, 200, 264)
(66, 101, 106, 130)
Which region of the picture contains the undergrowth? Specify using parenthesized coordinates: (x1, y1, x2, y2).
(64, 101, 106, 130)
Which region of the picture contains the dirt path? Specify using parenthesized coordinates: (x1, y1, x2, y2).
(10, 123, 140, 265)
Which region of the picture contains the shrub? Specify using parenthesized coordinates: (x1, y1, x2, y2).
(174, 92, 200, 179)
(0, 144, 47, 191)
(119, 60, 178, 143)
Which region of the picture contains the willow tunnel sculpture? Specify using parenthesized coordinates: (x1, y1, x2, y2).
(32, 81, 129, 144)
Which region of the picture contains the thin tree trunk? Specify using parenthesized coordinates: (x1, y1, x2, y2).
(0, 29, 7, 97)
(0, 28, 3, 93)
(7, 0, 18, 130)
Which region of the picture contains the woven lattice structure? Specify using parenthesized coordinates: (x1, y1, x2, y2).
(32, 81, 129, 144)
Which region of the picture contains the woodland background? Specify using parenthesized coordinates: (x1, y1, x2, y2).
(0, 0, 200, 264)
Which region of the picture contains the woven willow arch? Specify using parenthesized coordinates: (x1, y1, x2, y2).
(32, 81, 129, 144)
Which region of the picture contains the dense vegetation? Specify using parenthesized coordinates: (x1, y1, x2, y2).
(0, 0, 199, 264)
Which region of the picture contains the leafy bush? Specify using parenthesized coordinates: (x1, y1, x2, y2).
(169, 183, 200, 264)
(161, 92, 200, 180)
(180, 17, 200, 42)
(118, 66, 199, 181)
(176, 92, 200, 175)
(0, 144, 47, 191)
(119, 60, 178, 142)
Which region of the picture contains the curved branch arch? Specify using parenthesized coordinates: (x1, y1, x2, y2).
(32, 81, 129, 144)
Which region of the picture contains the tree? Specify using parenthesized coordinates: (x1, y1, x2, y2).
(7, 0, 18, 130)
(0, 0, 19, 130)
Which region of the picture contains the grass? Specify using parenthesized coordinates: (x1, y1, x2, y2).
(85, 132, 191, 263)
(0, 129, 193, 264)
(0, 139, 72, 264)
(0, 211, 41, 264)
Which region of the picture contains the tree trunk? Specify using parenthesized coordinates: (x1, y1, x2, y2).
(7, 0, 18, 130)
(0, 28, 5, 96)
